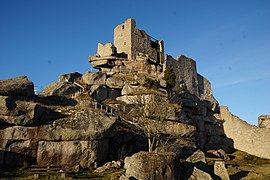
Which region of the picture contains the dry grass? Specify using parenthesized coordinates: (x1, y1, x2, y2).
(226, 150, 270, 179)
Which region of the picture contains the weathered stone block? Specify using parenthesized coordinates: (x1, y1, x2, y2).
(40, 82, 79, 97)
(82, 72, 106, 85)
(37, 140, 109, 168)
(214, 160, 229, 180)
(106, 77, 124, 89)
(0, 76, 34, 97)
(124, 151, 176, 180)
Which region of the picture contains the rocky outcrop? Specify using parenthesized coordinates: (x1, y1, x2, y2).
(82, 72, 106, 85)
(123, 151, 177, 179)
(37, 140, 109, 168)
(0, 100, 61, 126)
(0, 107, 118, 167)
(220, 106, 270, 159)
(0, 76, 34, 97)
(40, 82, 80, 97)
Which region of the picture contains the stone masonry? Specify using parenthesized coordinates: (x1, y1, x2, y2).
(220, 106, 270, 159)
(258, 114, 270, 128)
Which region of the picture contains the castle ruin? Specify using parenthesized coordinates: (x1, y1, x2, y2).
(89, 18, 164, 73)
(89, 18, 217, 105)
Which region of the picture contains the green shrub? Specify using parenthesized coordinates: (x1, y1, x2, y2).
(143, 77, 160, 90)
(163, 66, 176, 87)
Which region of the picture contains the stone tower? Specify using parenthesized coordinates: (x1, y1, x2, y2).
(114, 18, 164, 64)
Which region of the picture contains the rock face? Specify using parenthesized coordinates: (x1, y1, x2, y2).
(258, 114, 270, 128)
(166, 55, 217, 106)
(220, 106, 270, 159)
(124, 151, 176, 180)
(37, 140, 109, 168)
(0, 76, 34, 97)
(82, 72, 106, 85)
(0, 100, 60, 126)
(40, 82, 80, 96)
(0, 108, 118, 167)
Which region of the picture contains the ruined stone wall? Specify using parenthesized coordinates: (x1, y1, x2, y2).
(220, 106, 270, 159)
(197, 74, 218, 104)
(258, 115, 270, 128)
(114, 18, 164, 63)
(166, 55, 199, 96)
(97, 43, 114, 57)
(114, 18, 133, 59)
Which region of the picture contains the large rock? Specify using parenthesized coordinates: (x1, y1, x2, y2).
(108, 89, 121, 100)
(59, 72, 82, 83)
(0, 100, 60, 126)
(40, 82, 79, 96)
(37, 140, 109, 168)
(186, 149, 206, 164)
(0, 108, 118, 167)
(82, 72, 106, 85)
(121, 84, 149, 96)
(124, 151, 176, 180)
(214, 160, 230, 180)
(258, 114, 270, 128)
(0, 95, 15, 115)
(0, 76, 34, 97)
(89, 85, 108, 102)
(0, 139, 36, 166)
(142, 119, 196, 137)
(106, 77, 124, 89)
(117, 94, 168, 105)
(189, 167, 212, 180)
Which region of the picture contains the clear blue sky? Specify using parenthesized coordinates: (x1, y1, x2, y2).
(1, 0, 269, 125)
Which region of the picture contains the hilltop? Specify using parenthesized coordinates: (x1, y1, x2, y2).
(0, 18, 270, 179)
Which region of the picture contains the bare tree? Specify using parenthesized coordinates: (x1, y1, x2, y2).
(122, 95, 177, 152)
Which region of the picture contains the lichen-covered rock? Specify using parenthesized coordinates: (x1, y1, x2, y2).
(121, 84, 148, 96)
(214, 160, 229, 180)
(37, 140, 109, 168)
(188, 167, 212, 180)
(0, 76, 34, 97)
(0, 108, 118, 167)
(59, 72, 82, 83)
(82, 72, 106, 85)
(40, 82, 79, 96)
(117, 94, 168, 105)
(124, 151, 176, 180)
(106, 77, 124, 89)
(186, 149, 206, 164)
(0, 100, 61, 126)
(0, 95, 15, 115)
